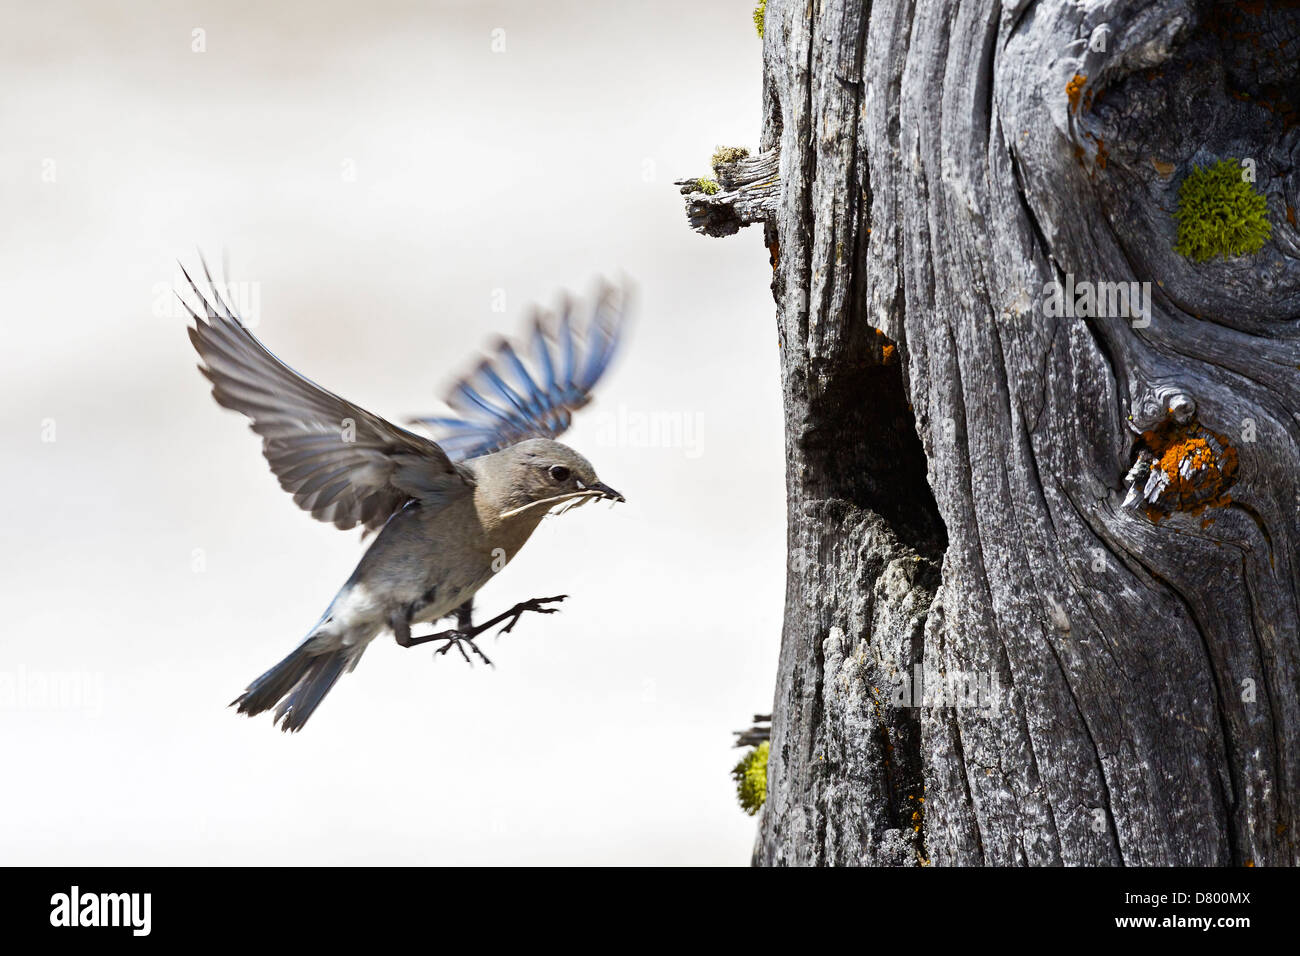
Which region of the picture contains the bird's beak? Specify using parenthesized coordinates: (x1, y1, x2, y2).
(588, 481, 625, 503)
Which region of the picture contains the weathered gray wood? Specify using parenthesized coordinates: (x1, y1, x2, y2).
(685, 0, 1300, 865)
(734, 714, 772, 748)
(676, 149, 781, 237)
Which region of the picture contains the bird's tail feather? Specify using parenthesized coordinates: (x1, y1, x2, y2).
(232, 636, 357, 733)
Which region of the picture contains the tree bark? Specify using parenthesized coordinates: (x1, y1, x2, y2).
(689, 0, 1300, 865)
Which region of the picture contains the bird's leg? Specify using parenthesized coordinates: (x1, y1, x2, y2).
(471, 595, 568, 637)
(398, 595, 568, 666)
(454, 598, 475, 632)
(390, 608, 413, 647)
(393, 599, 489, 664)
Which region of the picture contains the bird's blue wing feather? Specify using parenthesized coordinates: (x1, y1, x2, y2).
(411, 281, 630, 460)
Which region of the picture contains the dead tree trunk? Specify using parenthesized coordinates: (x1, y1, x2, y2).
(683, 0, 1300, 865)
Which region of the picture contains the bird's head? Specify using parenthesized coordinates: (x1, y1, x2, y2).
(478, 438, 624, 519)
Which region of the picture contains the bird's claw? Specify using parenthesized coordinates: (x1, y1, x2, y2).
(433, 634, 495, 667)
(412, 594, 568, 664)
(495, 595, 567, 637)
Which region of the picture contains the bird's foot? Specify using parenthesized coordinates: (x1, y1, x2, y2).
(398, 626, 497, 666)
(431, 632, 496, 667)
(403, 595, 568, 666)
(488, 594, 567, 637)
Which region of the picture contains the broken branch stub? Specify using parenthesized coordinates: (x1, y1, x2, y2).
(676, 148, 781, 237)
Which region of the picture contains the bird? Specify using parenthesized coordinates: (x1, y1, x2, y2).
(181, 260, 629, 731)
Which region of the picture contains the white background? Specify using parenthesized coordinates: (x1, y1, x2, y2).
(0, 1, 785, 864)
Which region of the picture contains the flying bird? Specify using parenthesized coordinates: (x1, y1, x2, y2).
(181, 262, 628, 731)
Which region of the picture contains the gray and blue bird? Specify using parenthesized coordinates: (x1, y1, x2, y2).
(182, 264, 628, 731)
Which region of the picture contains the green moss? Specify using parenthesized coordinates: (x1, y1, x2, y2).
(732, 741, 769, 816)
(711, 145, 751, 173)
(699, 178, 720, 196)
(753, 0, 767, 38)
(1173, 159, 1272, 262)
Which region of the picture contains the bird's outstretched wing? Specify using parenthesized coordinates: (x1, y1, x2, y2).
(412, 280, 630, 460)
(182, 261, 471, 532)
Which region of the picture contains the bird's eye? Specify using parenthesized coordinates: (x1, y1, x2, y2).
(548, 465, 571, 483)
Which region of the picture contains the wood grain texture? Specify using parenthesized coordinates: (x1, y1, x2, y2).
(676, 149, 781, 237)
(691, 0, 1300, 865)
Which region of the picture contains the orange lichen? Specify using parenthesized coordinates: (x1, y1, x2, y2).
(1159, 436, 1217, 476)
(869, 327, 900, 366)
(1066, 73, 1087, 113)
(1133, 421, 1239, 522)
